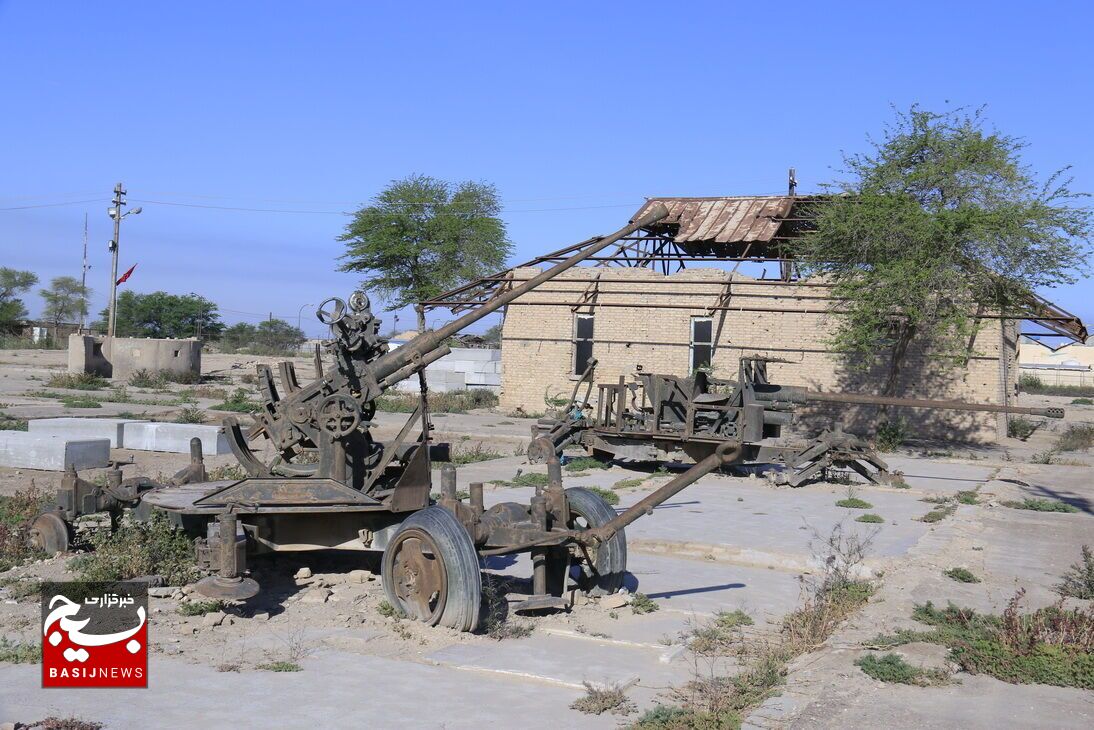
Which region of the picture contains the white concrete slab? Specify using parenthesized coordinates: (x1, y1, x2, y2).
(121, 422, 229, 455)
(0, 431, 110, 470)
(28, 416, 145, 447)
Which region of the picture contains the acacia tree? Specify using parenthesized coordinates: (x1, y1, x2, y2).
(97, 291, 223, 339)
(338, 174, 511, 332)
(796, 106, 1091, 395)
(40, 276, 90, 340)
(0, 268, 38, 333)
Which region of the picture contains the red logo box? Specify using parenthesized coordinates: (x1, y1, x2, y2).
(40, 581, 148, 688)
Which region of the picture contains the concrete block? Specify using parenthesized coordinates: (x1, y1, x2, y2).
(448, 348, 500, 362)
(122, 422, 230, 455)
(29, 417, 146, 448)
(0, 432, 111, 470)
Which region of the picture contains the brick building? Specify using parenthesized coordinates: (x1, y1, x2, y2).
(424, 195, 1086, 442)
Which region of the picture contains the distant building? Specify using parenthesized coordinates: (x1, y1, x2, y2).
(1018, 337, 1094, 388)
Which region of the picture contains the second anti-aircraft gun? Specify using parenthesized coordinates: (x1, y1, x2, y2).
(530, 356, 1064, 486)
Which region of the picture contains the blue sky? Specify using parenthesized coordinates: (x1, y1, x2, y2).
(1, 1, 1091, 339)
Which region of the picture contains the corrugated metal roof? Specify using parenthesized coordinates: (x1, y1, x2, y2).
(632, 196, 795, 244)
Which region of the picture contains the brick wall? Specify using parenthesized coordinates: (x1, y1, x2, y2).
(499, 267, 1014, 442)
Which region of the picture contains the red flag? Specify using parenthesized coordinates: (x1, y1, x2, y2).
(116, 263, 137, 286)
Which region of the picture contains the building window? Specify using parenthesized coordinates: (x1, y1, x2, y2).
(690, 317, 713, 372)
(573, 314, 594, 375)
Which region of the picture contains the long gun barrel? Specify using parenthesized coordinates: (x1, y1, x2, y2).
(753, 386, 1064, 419)
(369, 203, 670, 383)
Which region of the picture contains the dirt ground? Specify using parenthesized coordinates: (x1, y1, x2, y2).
(1, 348, 1092, 729)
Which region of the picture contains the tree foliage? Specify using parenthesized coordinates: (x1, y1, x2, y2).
(796, 106, 1091, 392)
(0, 268, 38, 333)
(218, 319, 305, 355)
(40, 276, 90, 332)
(97, 291, 223, 339)
(338, 174, 511, 331)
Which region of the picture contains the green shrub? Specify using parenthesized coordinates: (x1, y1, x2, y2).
(1071, 398, 1094, 405)
(855, 513, 884, 524)
(955, 490, 980, 505)
(0, 637, 42, 664)
(175, 405, 207, 424)
(1007, 416, 1037, 440)
(1055, 545, 1094, 600)
(630, 592, 659, 614)
(944, 567, 981, 583)
(0, 411, 28, 431)
(920, 503, 957, 523)
(177, 599, 225, 616)
(836, 497, 873, 509)
(715, 609, 753, 629)
(128, 369, 168, 389)
(69, 512, 198, 585)
(212, 387, 259, 414)
(855, 653, 949, 686)
(62, 396, 102, 409)
(1056, 423, 1094, 452)
(375, 389, 498, 414)
(1000, 498, 1079, 513)
(46, 372, 108, 390)
(612, 477, 646, 490)
(875, 419, 908, 452)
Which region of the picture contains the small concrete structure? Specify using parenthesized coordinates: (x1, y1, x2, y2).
(122, 422, 229, 455)
(28, 417, 143, 448)
(0, 432, 110, 470)
(69, 334, 202, 380)
(389, 343, 501, 393)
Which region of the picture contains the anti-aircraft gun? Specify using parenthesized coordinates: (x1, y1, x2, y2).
(30, 204, 689, 631)
(530, 356, 1064, 486)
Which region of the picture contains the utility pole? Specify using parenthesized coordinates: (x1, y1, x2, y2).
(79, 213, 89, 333)
(106, 182, 142, 338)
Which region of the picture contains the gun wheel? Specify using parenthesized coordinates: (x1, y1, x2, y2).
(28, 512, 70, 556)
(561, 487, 627, 596)
(382, 507, 481, 632)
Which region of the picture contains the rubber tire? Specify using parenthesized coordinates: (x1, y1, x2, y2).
(381, 507, 482, 632)
(564, 487, 627, 596)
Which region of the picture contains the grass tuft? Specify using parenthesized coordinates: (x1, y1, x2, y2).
(565, 456, 611, 472)
(47, 372, 108, 390)
(855, 513, 884, 524)
(177, 599, 226, 616)
(944, 567, 981, 584)
(587, 486, 620, 506)
(836, 497, 873, 509)
(256, 661, 302, 672)
(570, 682, 636, 716)
(1000, 498, 1079, 513)
(855, 653, 950, 686)
(630, 592, 659, 615)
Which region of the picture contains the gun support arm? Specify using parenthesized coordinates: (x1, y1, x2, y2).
(755, 387, 1064, 419)
(579, 441, 742, 545)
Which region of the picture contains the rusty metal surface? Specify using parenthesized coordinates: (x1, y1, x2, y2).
(632, 196, 795, 244)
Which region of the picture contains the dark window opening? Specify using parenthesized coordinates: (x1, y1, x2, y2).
(574, 314, 594, 375)
(691, 317, 713, 372)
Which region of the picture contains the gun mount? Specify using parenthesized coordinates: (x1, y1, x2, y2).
(531, 356, 1064, 487)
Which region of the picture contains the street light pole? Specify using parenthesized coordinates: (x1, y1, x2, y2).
(105, 182, 141, 338)
(297, 303, 313, 332)
(107, 183, 124, 337)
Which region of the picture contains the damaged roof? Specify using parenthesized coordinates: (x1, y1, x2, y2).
(632, 196, 799, 244)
